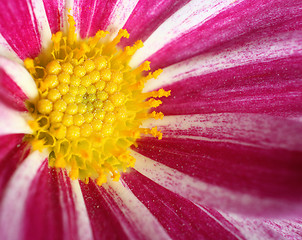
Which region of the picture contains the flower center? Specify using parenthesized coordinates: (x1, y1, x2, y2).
(24, 16, 170, 185)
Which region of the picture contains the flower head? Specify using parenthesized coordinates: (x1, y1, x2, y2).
(0, 0, 302, 239)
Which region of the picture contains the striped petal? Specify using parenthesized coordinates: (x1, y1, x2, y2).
(121, 169, 245, 240)
(42, 0, 66, 33)
(132, 112, 302, 216)
(0, 134, 30, 199)
(130, 0, 239, 67)
(120, 0, 190, 47)
(22, 161, 80, 240)
(0, 1, 42, 59)
(80, 180, 170, 239)
(0, 151, 45, 240)
(154, 56, 302, 119)
(147, 0, 302, 70)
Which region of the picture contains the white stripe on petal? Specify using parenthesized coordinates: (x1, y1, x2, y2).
(106, 0, 139, 39)
(130, 0, 241, 67)
(142, 113, 302, 151)
(71, 181, 94, 240)
(105, 180, 171, 240)
(143, 31, 302, 91)
(0, 102, 32, 135)
(0, 151, 46, 240)
(132, 151, 301, 216)
(31, 0, 52, 51)
(0, 57, 38, 99)
(0, 34, 22, 63)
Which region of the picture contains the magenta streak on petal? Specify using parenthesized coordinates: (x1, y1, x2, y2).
(121, 169, 244, 240)
(0, 68, 28, 111)
(74, 0, 118, 38)
(80, 181, 135, 240)
(134, 137, 302, 203)
(0, 1, 41, 59)
(157, 56, 302, 118)
(147, 0, 302, 70)
(23, 160, 79, 240)
(119, 0, 190, 47)
(0, 134, 29, 200)
(264, 218, 302, 239)
(42, 0, 62, 33)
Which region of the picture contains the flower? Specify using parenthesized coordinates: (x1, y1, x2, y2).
(0, 0, 301, 239)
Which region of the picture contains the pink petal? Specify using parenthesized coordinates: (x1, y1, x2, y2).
(0, 151, 45, 240)
(0, 134, 29, 199)
(0, 0, 42, 59)
(221, 212, 302, 239)
(121, 169, 245, 239)
(132, 123, 302, 217)
(22, 160, 80, 240)
(120, 0, 190, 47)
(147, 0, 302, 70)
(80, 180, 159, 239)
(42, 0, 65, 33)
(155, 56, 302, 118)
(131, 0, 239, 66)
(74, 0, 119, 38)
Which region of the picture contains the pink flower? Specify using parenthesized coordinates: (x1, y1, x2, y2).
(0, 0, 301, 239)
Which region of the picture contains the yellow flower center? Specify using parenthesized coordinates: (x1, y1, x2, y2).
(24, 16, 170, 185)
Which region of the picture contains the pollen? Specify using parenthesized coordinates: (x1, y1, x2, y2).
(24, 16, 170, 185)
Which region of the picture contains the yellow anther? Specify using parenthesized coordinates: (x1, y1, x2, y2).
(51, 31, 63, 52)
(88, 30, 109, 48)
(86, 102, 94, 112)
(50, 123, 66, 139)
(48, 89, 61, 102)
(67, 15, 76, 45)
(104, 82, 117, 94)
(54, 99, 67, 112)
(87, 85, 96, 94)
(101, 123, 113, 137)
(95, 81, 106, 91)
(150, 111, 164, 120)
(70, 75, 81, 86)
(44, 75, 59, 89)
(111, 171, 121, 182)
(58, 72, 71, 84)
(46, 60, 61, 75)
(103, 100, 115, 112)
(94, 56, 107, 70)
(97, 91, 108, 101)
(93, 100, 104, 109)
(24, 58, 36, 75)
(150, 127, 162, 140)
(104, 112, 116, 123)
(91, 119, 103, 131)
(80, 123, 93, 137)
(31, 138, 46, 152)
(49, 111, 64, 123)
(61, 62, 73, 74)
(104, 29, 129, 54)
(37, 99, 53, 114)
(132, 61, 150, 75)
(81, 75, 91, 87)
(69, 86, 79, 95)
(78, 85, 87, 96)
(73, 114, 85, 126)
(83, 112, 93, 123)
(78, 103, 87, 114)
(89, 70, 101, 83)
(66, 103, 78, 115)
(74, 65, 86, 77)
(94, 109, 106, 120)
(110, 92, 125, 107)
(62, 114, 73, 126)
(87, 94, 96, 102)
(83, 59, 95, 73)
(63, 93, 76, 104)
(57, 83, 69, 95)
(100, 68, 112, 81)
(96, 174, 107, 185)
(66, 125, 80, 140)
(147, 98, 162, 108)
